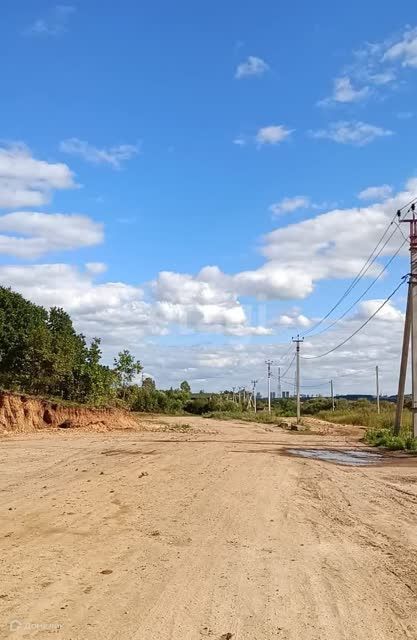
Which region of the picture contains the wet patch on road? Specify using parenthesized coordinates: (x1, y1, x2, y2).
(286, 448, 383, 466)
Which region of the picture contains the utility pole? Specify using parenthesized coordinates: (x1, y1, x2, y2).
(277, 366, 282, 399)
(394, 285, 412, 434)
(399, 204, 417, 437)
(265, 360, 275, 413)
(251, 380, 258, 412)
(232, 386, 236, 403)
(330, 379, 335, 412)
(292, 335, 304, 423)
(375, 366, 380, 414)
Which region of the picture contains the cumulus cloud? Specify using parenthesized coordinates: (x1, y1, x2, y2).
(0, 143, 76, 209)
(358, 184, 393, 201)
(310, 121, 393, 146)
(235, 56, 269, 79)
(256, 125, 293, 146)
(60, 138, 139, 169)
(0, 212, 103, 259)
(154, 264, 313, 303)
(269, 196, 311, 216)
(354, 299, 404, 322)
(97, 295, 407, 393)
(0, 263, 270, 339)
(276, 312, 312, 328)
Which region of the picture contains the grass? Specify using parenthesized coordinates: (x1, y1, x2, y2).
(364, 428, 417, 451)
(317, 406, 412, 431)
(315, 404, 417, 451)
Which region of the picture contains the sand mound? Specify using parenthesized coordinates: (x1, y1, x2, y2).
(0, 392, 139, 434)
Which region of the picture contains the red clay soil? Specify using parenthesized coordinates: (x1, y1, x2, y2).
(0, 391, 138, 434)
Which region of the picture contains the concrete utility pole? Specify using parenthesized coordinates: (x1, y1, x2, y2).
(399, 204, 417, 437)
(394, 285, 412, 434)
(330, 379, 335, 412)
(292, 335, 304, 423)
(251, 380, 258, 413)
(277, 366, 282, 399)
(375, 366, 380, 415)
(265, 360, 275, 413)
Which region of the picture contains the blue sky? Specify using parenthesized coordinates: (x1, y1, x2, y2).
(1, 1, 417, 393)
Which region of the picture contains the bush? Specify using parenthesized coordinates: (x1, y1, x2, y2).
(364, 428, 417, 451)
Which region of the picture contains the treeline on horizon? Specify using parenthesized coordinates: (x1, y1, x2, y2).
(0, 286, 238, 412)
(0, 287, 398, 420)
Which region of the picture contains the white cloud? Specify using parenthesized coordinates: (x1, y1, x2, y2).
(319, 25, 417, 107)
(60, 138, 139, 169)
(276, 312, 311, 328)
(320, 76, 369, 106)
(154, 264, 313, 303)
(0, 212, 103, 259)
(256, 125, 293, 146)
(0, 263, 270, 339)
(355, 299, 404, 322)
(233, 136, 247, 146)
(311, 121, 393, 146)
(0, 143, 76, 209)
(269, 196, 311, 216)
(235, 56, 269, 79)
(358, 184, 393, 201)
(85, 262, 107, 275)
(24, 5, 75, 37)
(100, 298, 407, 392)
(384, 27, 417, 68)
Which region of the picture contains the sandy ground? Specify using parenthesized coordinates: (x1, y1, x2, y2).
(1, 415, 417, 639)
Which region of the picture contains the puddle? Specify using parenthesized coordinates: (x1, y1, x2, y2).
(287, 448, 382, 466)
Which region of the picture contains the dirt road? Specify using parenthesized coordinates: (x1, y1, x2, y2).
(1, 416, 417, 639)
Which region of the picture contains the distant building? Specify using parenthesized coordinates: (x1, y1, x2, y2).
(282, 391, 290, 398)
(271, 392, 276, 399)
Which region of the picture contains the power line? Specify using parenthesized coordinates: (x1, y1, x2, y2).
(281, 352, 296, 378)
(280, 377, 329, 389)
(303, 201, 416, 337)
(301, 277, 407, 360)
(307, 237, 407, 338)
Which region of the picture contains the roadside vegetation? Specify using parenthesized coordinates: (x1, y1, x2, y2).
(364, 428, 417, 451)
(1, 285, 417, 450)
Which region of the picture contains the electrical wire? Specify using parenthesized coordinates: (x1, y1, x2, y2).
(301, 277, 407, 360)
(307, 237, 407, 338)
(280, 377, 330, 389)
(303, 199, 416, 336)
(281, 352, 296, 378)
(277, 342, 294, 362)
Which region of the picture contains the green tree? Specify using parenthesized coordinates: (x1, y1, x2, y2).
(180, 380, 191, 394)
(114, 349, 143, 398)
(142, 376, 156, 390)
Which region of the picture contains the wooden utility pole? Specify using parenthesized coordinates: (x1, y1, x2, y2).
(399, 204, 417, 437)
(292, 335, 304, 423)
(394, 285, 412, 434)
(375, 366, 380, 414)
(251, 379, 258, 413)
(330, 379, 335, 412)
(265, 360, 275, 413)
